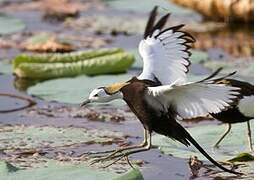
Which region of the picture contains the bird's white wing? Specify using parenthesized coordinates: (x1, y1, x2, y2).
(138, 24, 195, 85)
(147, 82, 240, 119)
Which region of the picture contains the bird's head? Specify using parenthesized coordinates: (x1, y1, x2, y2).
(80, 82, 130, 107)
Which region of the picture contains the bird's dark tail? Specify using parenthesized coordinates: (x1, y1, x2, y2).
(182, 126, 243, 175)
(155, 118, 242, 175)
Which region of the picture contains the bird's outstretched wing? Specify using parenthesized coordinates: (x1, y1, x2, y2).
(138, 7, 195, 85)
(146, 80, 240, 119)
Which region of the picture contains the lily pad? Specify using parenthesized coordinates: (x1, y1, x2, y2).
(0, 60, 12, 74)
(203, 60, 254, 85)
(0, 13, 25, 35)
(0, 161, 19, 175)
(190, 50, 209, 64)
(13, 48, 135, 79)
(104, 0, 196, 16)
(27, 74, 132, 105)
(66, 15, 146, 35)
(114, 168, 143, 180)
(228, 153, 254, 163)
(0, 125, 125, 151)
(0, 161, 143, 180)
(203, 60, 254, 78)
(152, 122, 254, 161)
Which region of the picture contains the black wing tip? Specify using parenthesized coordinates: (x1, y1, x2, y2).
(197, 67, 238, 84)
(151, 13, 171, 36)
(144, 6, 171, 39)
(229, 70, 237, 76)
(144, 6, 158, 38)
(153, 5, 158, 12)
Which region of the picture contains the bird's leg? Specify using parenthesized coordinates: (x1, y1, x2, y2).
(101, 129, 149, 157)
(247, 121, 253, 151)
(90, 131, 151, 165)
(106, 132, 152, 160)
(213, 123, 231, 148)
(89, 129, 148, 163)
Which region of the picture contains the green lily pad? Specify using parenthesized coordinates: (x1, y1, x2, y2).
(203, 60, 254, 85)
(228, 153, 254, 163)
(104, 0, 196, 16)
(152, 122, 254, 161)
(0, 13, 25, 35)
(114, 168, 143, 180)
(0, 124, 144, 178)
(13, 48, 135, 79)
(27, 74, 132, 105)
(190, 50, 209, 64)
(203, 60, 254, 78)
(24, 33, 52, 45)
(0, 161, 143, 180)
(0, 60, 12, 74)
(73, 15, 146, 35)
(0, 125, 124, 151)
(0, 161, 19, 175)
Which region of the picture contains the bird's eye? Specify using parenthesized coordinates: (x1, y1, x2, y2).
(94, 94, 99, 97)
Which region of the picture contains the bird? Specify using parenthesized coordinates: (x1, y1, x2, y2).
(208, 71, 254, 151)
(80, 6, 242, 175)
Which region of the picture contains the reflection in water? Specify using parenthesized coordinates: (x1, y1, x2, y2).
(192, 24, 254, 57)
(14, 77, 41, 91)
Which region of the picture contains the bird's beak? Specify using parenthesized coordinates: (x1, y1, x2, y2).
(80, 99, 91, 107)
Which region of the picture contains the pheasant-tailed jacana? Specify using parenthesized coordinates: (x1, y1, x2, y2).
(81, 7, 242, 175)
(209, 74, 254, 151)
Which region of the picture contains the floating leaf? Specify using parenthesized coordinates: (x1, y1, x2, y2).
(152, 122, 254, 161)
(104, 0, 196, 16)
(27, 74, 132, 104)
(13, 48, 122, 68)
(190, 50, 209, 64)
(0, 13, 25, 35)
(13, 48, 135, 79)
(0, 161, 19, 176)
(0, 60, 12, 74)
(65, 15, 146, 35)
(0, 160, 143, 180)
(228, 153, 254, 163)
(113, 168, 144, 180)
(203, 60, 254, 81)
(0, 125, 125, 151)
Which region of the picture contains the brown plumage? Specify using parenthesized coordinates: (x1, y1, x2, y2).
(121, 77, 189, 145)
(82, 7, 242, 175)
(119, 77, 241, 175)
